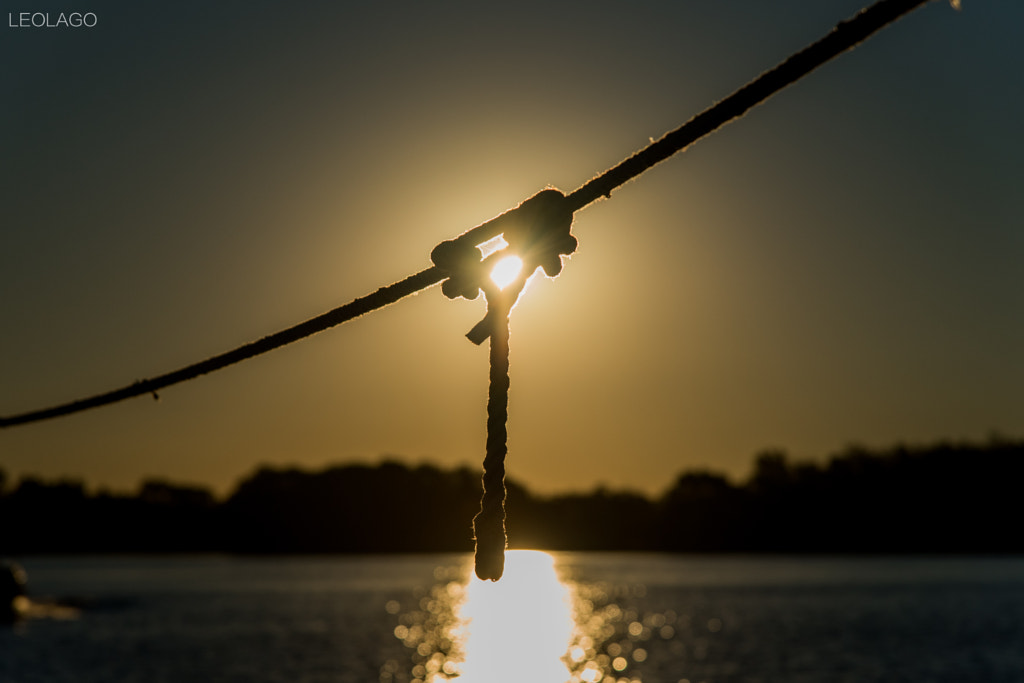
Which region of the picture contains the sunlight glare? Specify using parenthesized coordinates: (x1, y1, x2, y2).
(455, 550, 575, 683)
(490, 255, 524, 290)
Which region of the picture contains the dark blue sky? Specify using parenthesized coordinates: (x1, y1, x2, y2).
(2, 0, 1022, 496)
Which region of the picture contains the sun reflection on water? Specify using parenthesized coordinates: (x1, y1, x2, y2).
(457, 550, 575, 683)
(385, 552, 684, 683)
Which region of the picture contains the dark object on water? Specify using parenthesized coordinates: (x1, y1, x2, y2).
(1, 561, 28, 621)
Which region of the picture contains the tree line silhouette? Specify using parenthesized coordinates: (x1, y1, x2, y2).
(2, 437, 1021, 554)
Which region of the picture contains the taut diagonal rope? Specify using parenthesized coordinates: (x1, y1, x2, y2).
(0, 268, 443, 428)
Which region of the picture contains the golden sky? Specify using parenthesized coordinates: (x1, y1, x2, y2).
(2, 0, 1022, 497)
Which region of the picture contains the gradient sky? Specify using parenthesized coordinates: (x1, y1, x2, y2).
(2, 0, 1022, 498)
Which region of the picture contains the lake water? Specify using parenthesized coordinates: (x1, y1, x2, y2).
(2, 553, 1023, 683)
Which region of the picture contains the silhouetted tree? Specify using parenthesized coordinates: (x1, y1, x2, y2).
(658, 471, 746, 551)
(223, 461, 485, 553)
(3, 438, 1022, 554)
(515, 487, 656, 551)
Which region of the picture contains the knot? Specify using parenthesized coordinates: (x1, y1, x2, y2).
(503, 189, 577, 278)
(430, 239, 484, 301)
(430, 188, 578, 303)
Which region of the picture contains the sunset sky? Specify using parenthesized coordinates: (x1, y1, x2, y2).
(2, 0, 1022, 498)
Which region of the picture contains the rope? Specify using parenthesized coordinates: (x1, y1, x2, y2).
(471, 277, 527, 581)
(472, 292, 511, 581)
(437, 189, 577, 345)
(564, 0, 932, 212)
(0, 268, 443, 428)
(0, 0, 935, 430)
(456, 191, 573, 580)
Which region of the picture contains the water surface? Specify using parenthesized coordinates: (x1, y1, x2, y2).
(2, 554, 1022, 683)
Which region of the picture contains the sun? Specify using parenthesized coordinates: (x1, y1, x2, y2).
(489, 255, 524, 290)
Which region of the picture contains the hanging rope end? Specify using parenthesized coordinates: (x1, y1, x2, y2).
(472, 515, 506, 581)
(466, 318, 491, 345)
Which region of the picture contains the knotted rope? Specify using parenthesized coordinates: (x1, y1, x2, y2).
(432, 189, 576, 580)
(1, 0, 933, 431)
(431, 189, 576, 330)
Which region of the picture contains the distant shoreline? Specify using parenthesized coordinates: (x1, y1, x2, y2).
(3, 437, 1021, 555)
